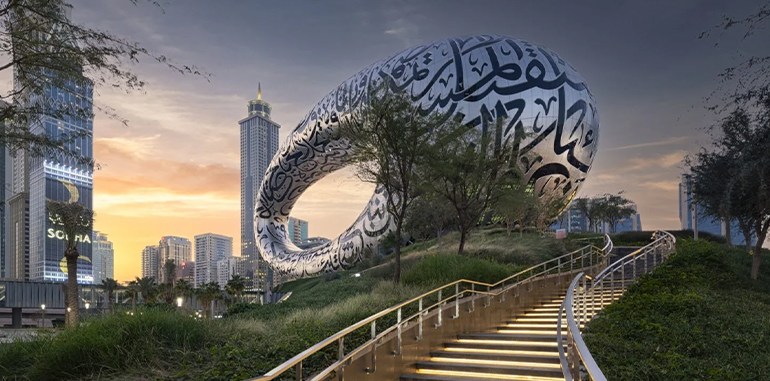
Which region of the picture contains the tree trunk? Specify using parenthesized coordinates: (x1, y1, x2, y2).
(724, 217, 732, 245)
(108, 292, 114, 313)
(132, 295, 136, 312)
(65, 251, 79, 329)
(458, 228, 467, 254)
(393, 223, 402, 284)
(749, 223, 767, 280)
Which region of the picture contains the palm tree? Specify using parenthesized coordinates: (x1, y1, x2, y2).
(101, 278, 119, 312)
(162, 259, 176, 304)
(47, 200, 94, 329)
(226, 275, 246, 302)
(127, 280, 139, 312)
(134, 276, 156, 304)
(196, 282, 222, 319)
(175, 278, 193, 309)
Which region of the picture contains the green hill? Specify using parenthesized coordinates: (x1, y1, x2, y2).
(585, 239, 770, 380)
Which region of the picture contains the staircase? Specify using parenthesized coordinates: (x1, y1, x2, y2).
(400, 284, 629, 381)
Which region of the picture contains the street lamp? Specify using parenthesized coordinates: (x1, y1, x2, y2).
(41, 304, 46, 328)
(85, 302, 90, 310)
(176, 296, 183, 308)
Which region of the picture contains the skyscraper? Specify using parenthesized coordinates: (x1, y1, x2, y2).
(91, 231, 114, 283)
(9, 7, 94, 284)
(217, 256, 245, 289)
(158, 236, 191, 282)
(287, 217, 309, 245)
(194, 233, 233, 287)
(240, 84, 280, 293)
(141, 245, 160, 280)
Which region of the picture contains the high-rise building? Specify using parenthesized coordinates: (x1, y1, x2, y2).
(0, 105, 6, 278)
(240, 84, 280, 293)
(217, 256, 245, 289)
(91, 231, 114, 284)
(141, 246, 160, 280)
(176, 261, 195, 284)
(158, 236, 191, 282)
(287, 217, 309, 245)
(194, 233, 233, 287)
(7, 8, 94, 284)
(679, 173, 753, 245)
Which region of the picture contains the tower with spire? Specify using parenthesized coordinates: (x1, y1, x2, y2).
(247, 82, 272, 119)
(239, 83, 280, 298)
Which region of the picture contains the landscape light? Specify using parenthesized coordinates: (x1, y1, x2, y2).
(85, 302, 90, 309)
(353, 273, 361, 278)
(41, 304, 46, 310)
(176, 296, 183, 307)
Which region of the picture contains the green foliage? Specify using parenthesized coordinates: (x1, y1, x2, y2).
(401, 253, 520, 287)
(0, 309, 218, 380)
(584, 240, 770, 381)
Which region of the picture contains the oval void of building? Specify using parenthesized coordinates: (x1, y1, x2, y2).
(255, 35, 600, 279)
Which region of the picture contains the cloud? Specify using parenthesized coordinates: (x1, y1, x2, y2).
(606, 136, 691, 152)
(640, 180, 680, 192)
(625, 151, 686, 171)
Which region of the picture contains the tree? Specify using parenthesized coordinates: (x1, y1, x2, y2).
(595, 192, 636, 233)
(404, 195, 456, 242)
(101, 278, 119, 313)
(532, 195, 566, 234)
(225, 275, 246, 302)
(688, 151, 738, 245)
(423, 118, 518, 253)
(196, 282, 222, 319)
(47, 200, 92, 328)
(162, 259, 176, 303)
(573, 197, 601, 232)
(693, 101, 770, 280)
(134, 276, 156, 304)
(700, 2, 770, 111)
(126, 280, 138, 312)
(495, 180, 537, 236)
(337, 86, 445, 283)
(0, 0, 206, 168)
(175, 278, 193, 309)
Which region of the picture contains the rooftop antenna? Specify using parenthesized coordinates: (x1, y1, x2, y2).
(258, 82, 262, 101)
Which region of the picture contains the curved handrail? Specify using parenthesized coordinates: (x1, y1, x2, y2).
(249, 237, 613, 381)
(558, 230, 676, 381)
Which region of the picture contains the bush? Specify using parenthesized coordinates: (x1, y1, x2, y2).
(584, 240, 770, 380)
(611, 230, 726, 246)
(0, 309, 221, 380)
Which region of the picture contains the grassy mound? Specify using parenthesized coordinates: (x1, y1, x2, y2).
(584, 240, 770, 380)
(0, 231, 582, 380)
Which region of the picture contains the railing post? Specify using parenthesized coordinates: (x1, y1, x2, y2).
(295, 361, 302, 381)
(436, 290, 443, 328)
(454, 284, 460, 318)
(338, 337, 345, 381)
(470, 283, 475, 312)
(633, 255, 637, 279)
(396, 307, 402, 355)
(369, 320, 377, 373)
(557, 257, 562, 285)
(486, 285, 491, 307)
(417, 298, 423, 340)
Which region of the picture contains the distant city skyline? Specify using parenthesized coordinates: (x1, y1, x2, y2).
(49, 0, 765, 281)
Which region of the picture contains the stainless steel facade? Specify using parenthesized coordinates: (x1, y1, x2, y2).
(256, 35, 600, 278)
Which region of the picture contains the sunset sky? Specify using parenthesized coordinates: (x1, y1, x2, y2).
(53, 0, 764, 282)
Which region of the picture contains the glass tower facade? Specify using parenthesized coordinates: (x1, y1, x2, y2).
(28, 80, 94, 283)
(239, 85, 280, 293)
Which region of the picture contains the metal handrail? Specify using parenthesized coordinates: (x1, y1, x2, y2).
(248, 235, 613, 381)
(558, 230, 676, 381)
